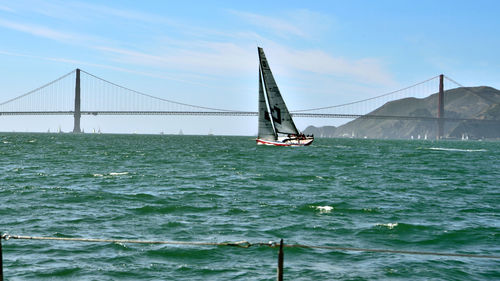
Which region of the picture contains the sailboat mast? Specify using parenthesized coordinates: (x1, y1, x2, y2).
(257, 47, 299, 135)
(260, 67, 277, 131)
(257, 66, 277, 140)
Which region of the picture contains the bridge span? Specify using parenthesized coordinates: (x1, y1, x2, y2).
(1, 68, 498, 137)
(0, 110, 495, 124)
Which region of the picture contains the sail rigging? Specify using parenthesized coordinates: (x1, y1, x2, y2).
(256, 47, 314, 146)
(257, 47, 299, 135)
(257, 68, 277, 140)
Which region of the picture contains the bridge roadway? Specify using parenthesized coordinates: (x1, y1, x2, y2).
(0, 111, 498, 123)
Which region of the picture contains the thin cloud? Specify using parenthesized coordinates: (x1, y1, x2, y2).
(0, 3, 395, 91)
(229, 10, 306, 38)
(0, 49, 212, 87)
(69, 1, 177, 25)
(285, 49, 394, 86)
(96, 40, 395, 88)
(0, 5, 14, 12)
(229, 9, 333, 40)
(95, 42, 255, 76)
(0, 18, 70, 41)
(0, 18, 93, 43)
(241, 43, 396, 87)
(0, 1, 174, 24)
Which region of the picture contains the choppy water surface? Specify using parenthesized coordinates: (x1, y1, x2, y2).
(1, 133, 499, 280)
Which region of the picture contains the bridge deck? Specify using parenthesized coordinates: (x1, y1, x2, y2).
(0, 111, 498, 123)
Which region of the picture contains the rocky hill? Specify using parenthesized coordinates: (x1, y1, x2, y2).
(304, 86, 500, 139)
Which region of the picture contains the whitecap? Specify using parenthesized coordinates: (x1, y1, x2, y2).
(428, 147, 487, 152)
(114, 242, 128, 248)
(109, 172, 129, 176)
(376, 223, 398, 229)
(93, 173, 104, 177)
(315, 206, 333, 213)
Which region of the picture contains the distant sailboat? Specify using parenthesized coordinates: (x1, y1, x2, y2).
(256, 47, 313, 146)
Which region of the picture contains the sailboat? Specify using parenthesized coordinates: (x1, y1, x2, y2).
(256, 47, 314, 146)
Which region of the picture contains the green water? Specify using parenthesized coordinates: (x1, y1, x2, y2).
(1, 133, 499, 280)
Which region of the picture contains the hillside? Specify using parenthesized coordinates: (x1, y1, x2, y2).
(304, 86, 500, 139)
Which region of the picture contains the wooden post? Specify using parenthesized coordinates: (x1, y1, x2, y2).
(277, 239, 284, 281)
(1, 236, 3, 281)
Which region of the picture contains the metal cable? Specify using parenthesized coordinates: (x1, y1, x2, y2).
(444, 75, 500, 104)
(443, 75, 465, 88)
(291, 75, 441, 112)
(0, 70, 491, 116)
(282, 244, 500, 259)
(2, 234, 498, 259)
(1, 234, 251, 248)
(79, 70, 238, 112)
(0, 70, 76, 107)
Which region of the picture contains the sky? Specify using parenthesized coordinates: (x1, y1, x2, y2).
(0, 0, 499, 135)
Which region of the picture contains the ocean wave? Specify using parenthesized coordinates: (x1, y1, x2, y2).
(314, 205, 334, 213)
(109, 172, 129, 176)
(305, 204, 380, 215)
(368, 222, 440, 236)
(427, 147, 487, 152)
(130, 204, 215, 215)
(334, 145, 351, 149)
(376, 223, 398, 229)
(93, 172, 129, 177)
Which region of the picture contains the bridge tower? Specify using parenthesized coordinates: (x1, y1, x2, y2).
(437, 74, 444, 139)
(73, 68, 81, 133)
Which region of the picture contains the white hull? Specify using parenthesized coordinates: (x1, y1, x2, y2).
(256, 137, 314, 147)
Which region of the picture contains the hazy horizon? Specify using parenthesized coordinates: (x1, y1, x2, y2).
(1, 1, 499, 134)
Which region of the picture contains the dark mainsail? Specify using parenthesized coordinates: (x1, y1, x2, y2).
(258, 47, 299, 135)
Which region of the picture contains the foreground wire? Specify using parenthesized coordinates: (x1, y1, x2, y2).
(2, 234, 499, 259)
(1, 234, 251, 248)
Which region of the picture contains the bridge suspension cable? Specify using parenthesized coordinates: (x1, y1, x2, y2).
(443, 75, 467, 88)
(0, 70, 488, 121)
(80, 70, 237, 112)
(292, 75, 441, 113)
(443, 74, 500, 104)
(0, 69, 76, 107)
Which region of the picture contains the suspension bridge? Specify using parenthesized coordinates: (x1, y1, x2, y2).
(0, 68, 494, 137)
